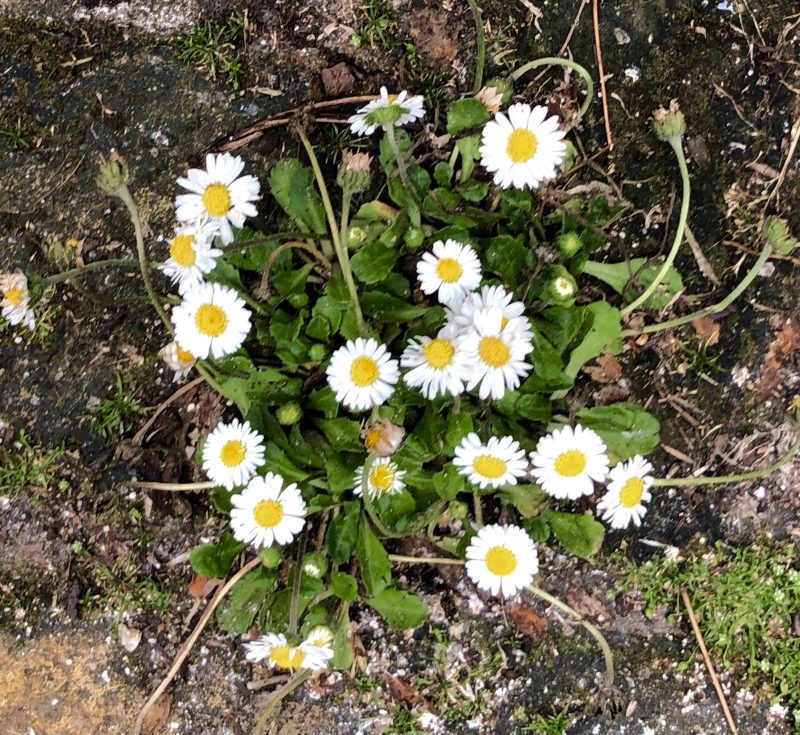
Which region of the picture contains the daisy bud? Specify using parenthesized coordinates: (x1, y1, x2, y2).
(482, 77, 514, 106)
(556, 231, 583, 258)
(96, 154, 129, 196)
(347, 226, 368, 248)
(651, 99, 686, 143)
(302, 552, 328, 579)
(308, 343, 326, 362)
(362, 417, 405, 457)
(544, 265, 578, 305)
(449, 500, 469, 520)
(762, 216, 797, 255)
(259, 546, 282, 569)
(337, 151, 373, 193)
(475, 85, 504, 115)
(276, 402, 302, 426)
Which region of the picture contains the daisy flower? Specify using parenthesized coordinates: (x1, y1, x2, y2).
(479, 103, 567, 190)
(453, 433, 528, 489)
(401, 324, 472, 399)
(362, 417, 405, 457)
(0, 271, 35, 330)
(171, 282, 251, 360)
(243, 633, 328, 671)
(300, 626, 335, 669)
(597, 455, 654, 529)
(530, 424, 610, 500)
(230, 471, 307, 548)
(461, 309, 532, 400)
(175, 152, 260, 244)
(159, 221, 222, 295)
(447, 284, 531, 342)
(326, 338, 399, 412)
(348, 86, 426, 136)
(354, 457, 406, 499)
(158, 340, 197, 382)
(465, 524, 538, 597)
(202, 418, 265, 490)
(416, 239, 482, 307)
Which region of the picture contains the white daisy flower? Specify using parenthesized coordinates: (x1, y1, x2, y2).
(348, 86, 426, 136)
(175, 152, 260, 244)
(453, 432, 528, 489)
(0, 271, 35, 330)
(159, 221, 223, 295)
(597, 455, 654, 529)
(171, 282, 251, 360)
(553, 276, 575, 299)
(158, 340, 197, 382)
(416, 239, 482, 307)
(202, 418, 265, 490)
(400, 324, 472, 399)
(244, 633, 328, 671)
(230, 471, 307, 548)
(479, 103, 567, 190)
(530, 424, 610, 500)
(447, 284, 531, 343)
(300, 626, 335, 669)
(465, 523, 538, 597)
(326, 337, 400, 412)
(354, 457, 406, 499)
(461, 309, 532, 400)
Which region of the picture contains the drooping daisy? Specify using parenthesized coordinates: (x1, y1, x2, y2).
(416, 239, 482, 307)
(230, 471, 307, 548)
(597, 455, 654, 529)
(171, 282, 251, 360)
(243, 633, 328, 671)
(175, 152, 260, 244)
(465, 524, 538, 597)
(158, 220, 222, 295)
(461, 309, 532, 400)
(479, 103, 567, 190)
(158, 340, 197, 382)
(530, 424, 610, 500)
(300, 626, 335, 669)
(447, 285, 531, 343)
(0, 271, 35, 330)
(453, 433, 528, 489)
(348, 86, 426, 136)
(354, 457, 406, 499)
(326, 338, 399, 412)
(202, 418, 265, 490)
(362, 417, 405, 457)
(401, 324, 472, 399)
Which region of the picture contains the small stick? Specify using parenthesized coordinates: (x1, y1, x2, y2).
(128, 480, 216, 492)
(681, 590, 740, 735)
(132, 376, 204, 446)
(592, 0, 613, 149)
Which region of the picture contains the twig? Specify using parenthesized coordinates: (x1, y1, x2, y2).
(132, 557, 261, 735)
(592, 0, 613, 149)
(766, 116, 800, 208)
(722, 239, 800, 267)
(128, 480, 216, 492)
(132, 376, 204, 446)
(681, 590, 739, 735)
(684, 224, 720, 285)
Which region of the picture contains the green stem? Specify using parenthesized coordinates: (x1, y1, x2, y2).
(339, 188, 352, 272)
(621, 242, 773, 337)
(511, 57, 594, 126)
(621, 137, 690, 317)
(252, 670, 312, 735)
(388, 554, 464, 565)
(40, 258, 140, 286)
(652, 432, 800, 487)
(297, 129, 365, 335)
(527, 584, 614, 694)
(384, 124, 421, 226)
(465, 0, 485, 94)
(196, 362, 225, 395)
(115, 184, 173, 334)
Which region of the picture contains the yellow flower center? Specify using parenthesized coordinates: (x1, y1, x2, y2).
(253, 499, 285, 528)
(506, 128, 538, 164)
(176, 344, 195, 363)
(219, 439, 246, 467)
(369, 463, 395, 492)
(423, 338, 454, 369)
(472, 454, 507, 479)
(364, 428, 383, 450)
(350, 356, 379, 387)
(387, 94, 398, 104)
(478, 336, 511, 368)
(619, 477, 645, 508)
(169, 234, 197, 266)
(4, 287, 25, 306)
(554, 450, 587, 477)
(485, 546, 518, 576)
(194, 303, 228, 338)
(555, 278, 572, 294)
(269, 645, 304, 670)
(435, 257, 463, 284)
(201, 183, 232, 217)
(500, 316, 510, 330)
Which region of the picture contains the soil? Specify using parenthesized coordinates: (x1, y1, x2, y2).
(0, 1, 798, 734)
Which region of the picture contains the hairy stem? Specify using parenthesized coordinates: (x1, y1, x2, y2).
(465, 0, 485, 93)
(389, 554, 464, 565)
(256, 240, 332, 299)
(384, 124, 421, 226)
(511, 57, 595, 125)
(40, 258, 140, 286)
(128, 480, 216, 491)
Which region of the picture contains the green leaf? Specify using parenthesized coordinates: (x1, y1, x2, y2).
(217, 567, 275, 635)
(432, 463, 465, 501)
(455, 134, 481, 181)
(455, 180, 489, 203)
(350, 242, 399, 284)
(314, 417, 363, 452)
(575, 402, 660, 459)
(360, 292, 428, 323)
(189, 532, 246, 578)
(543, 510, 605, 559)
(500, 484, 548, 518)
(366, 588, 429, 629)
(434, 162, 453, 188)
(331, 608, 354, 670)
(329, 571, 358, 602)
(564, 302, 622, 378)
(444, 412, 473, 453)
(272, 262, 316, 298)
(447, 98, 491, 135)
(356, 518, 392, 597)
(494, 391, 552, 423)
(482, 235, 529, 287)
(269, 158, 327, 234)
(582, 258, 684, 310)
(326, 501, 361, 565)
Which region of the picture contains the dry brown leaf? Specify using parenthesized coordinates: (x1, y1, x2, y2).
(381, 673, 431, 709)
(142, 691, 172, 735)
(583, 352, 623, 383)
(757, 314, 800, 398)
(188, 573, 219, 600)
(509, 603, 549, 640)
(692, 315, 720, 346)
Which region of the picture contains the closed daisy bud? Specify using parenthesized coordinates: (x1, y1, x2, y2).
(96, 154, 129, 195)
(541, 265, 577, 304)
(337, 150, 373, 192)
(276, 402, 302, 425)
(362, 417, 405, 457)
(302, 551, 328, 578)
(762, 216, 797, 255)
(652, 99, 686, 143)
(465, 523, 538, 598)
(475, 85, 504, 114)
(556, 232, 583, 258)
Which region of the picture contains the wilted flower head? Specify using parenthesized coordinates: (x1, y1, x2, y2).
(361, 417, 405, 457)
(0, 271, 35, 331)
(475, 86, 504, 114)
(337, 150, 373, 192)
(652, 99, 686, 143)
(96, 153, 129, 196)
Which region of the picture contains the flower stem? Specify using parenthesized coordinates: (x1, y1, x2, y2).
(40, 258, 140, 286)
(621, 242, 773, 337)
(465, 0, 485, 94)
(128, 480, 216, 491)
(384, 124, 421, 226)
(652, 432, 800, 487)
(339, 187, 352, 270)
(527, 584, 615, 694)
(621, 136, 690, 317)
(256, 240, 332, 300)
(511, 57, 595, 126)
(297, 128, 365, 335)
(252, 670, 312, 735)
(388, 554, 464, 565)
